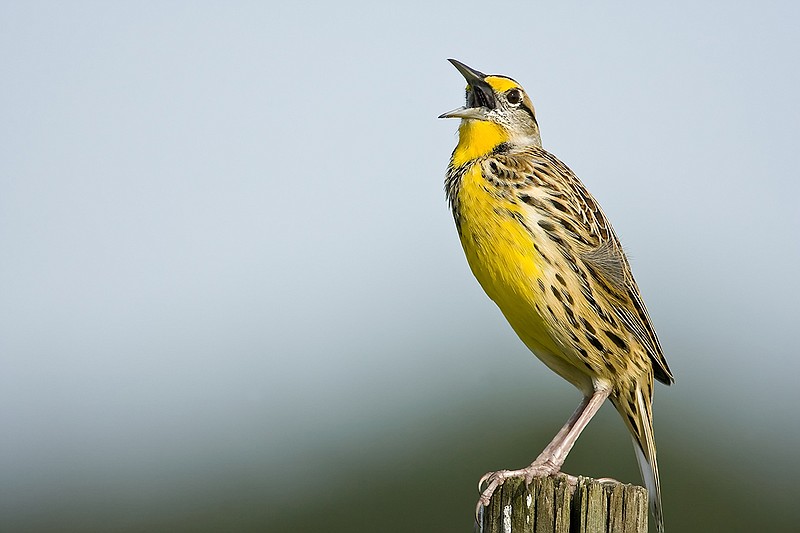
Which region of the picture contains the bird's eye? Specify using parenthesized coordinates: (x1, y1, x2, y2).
(507, 89, 522, 105)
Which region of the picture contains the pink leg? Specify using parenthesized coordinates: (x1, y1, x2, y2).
(476, 387, 611, 521)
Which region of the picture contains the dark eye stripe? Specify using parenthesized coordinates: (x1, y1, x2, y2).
(519, 101, 537, 123)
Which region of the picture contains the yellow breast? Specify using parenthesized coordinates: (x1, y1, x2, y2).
(458, 165, 536, 296)
(456, 164, 561, 356)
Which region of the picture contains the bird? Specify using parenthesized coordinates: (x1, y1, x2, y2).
(439, 59, 674, 532)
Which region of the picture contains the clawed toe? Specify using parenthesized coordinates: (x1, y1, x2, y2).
(595, 476, 621, 485)
(475, 470, 508, 523)
(477, 470, 498, 492)
(474, 464, 564, 524)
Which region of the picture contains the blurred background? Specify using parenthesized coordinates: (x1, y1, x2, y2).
(2, 2, 798, 532)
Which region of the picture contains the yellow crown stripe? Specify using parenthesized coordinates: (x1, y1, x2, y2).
(484, 76, 519, 93)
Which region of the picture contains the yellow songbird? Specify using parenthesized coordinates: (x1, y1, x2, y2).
(440, 59, 674, 532)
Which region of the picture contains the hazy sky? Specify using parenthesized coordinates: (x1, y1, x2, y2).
(2, 1, 799, 529)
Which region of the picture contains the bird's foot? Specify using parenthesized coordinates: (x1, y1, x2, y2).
(475, 460, 560, 523)
(548, 473, 618, 488)
(474, 470, 624, 522)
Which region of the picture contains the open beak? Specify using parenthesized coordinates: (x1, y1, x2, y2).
(439, 59, 496, 120)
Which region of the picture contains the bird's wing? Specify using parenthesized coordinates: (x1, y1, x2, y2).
(581, 238, 674, 385)
(489, 145, 674, 385)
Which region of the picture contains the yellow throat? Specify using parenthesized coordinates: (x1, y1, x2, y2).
(452, 118, 510, 167)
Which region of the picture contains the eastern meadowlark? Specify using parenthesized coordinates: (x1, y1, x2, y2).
(439, 59, 674, 532)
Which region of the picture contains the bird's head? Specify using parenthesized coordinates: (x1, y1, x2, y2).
(440, 59, 541, 161)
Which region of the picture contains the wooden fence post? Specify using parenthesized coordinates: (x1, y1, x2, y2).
(479, 476, 647, 533)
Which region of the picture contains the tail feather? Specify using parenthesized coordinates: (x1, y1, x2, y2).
(616, 384, 664, 532)
(633, 434, 663, 532)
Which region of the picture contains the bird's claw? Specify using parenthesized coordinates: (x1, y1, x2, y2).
(474, 464, 570, 525)
(477, 470, 502, 492)
(475, 470, 510, 524)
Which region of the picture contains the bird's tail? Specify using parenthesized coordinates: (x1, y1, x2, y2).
(613, 381, 664, 533)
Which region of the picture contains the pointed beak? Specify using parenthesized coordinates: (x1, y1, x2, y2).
(439, 58, 496, 120)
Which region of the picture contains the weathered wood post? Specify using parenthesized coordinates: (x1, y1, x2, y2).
(479, 476, 647, 533)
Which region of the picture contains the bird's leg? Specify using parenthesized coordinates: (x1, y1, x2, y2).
(532, 387, 610, 470)
(532, 394, 592, 460)
(476, 387, 611, 521)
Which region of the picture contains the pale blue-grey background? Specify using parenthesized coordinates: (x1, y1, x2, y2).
(1, 2, 798, 531)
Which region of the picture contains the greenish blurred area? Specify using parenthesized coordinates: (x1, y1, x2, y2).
(4, 386, 796, 532)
